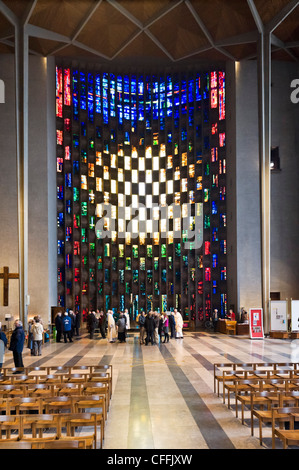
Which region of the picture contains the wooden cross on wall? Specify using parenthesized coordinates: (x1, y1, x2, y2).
(0, 267, 19, 306)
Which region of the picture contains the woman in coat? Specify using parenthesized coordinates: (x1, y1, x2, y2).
(32, 317, 44, 356)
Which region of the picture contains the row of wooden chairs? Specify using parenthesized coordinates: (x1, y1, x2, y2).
(0, 366, 112, 397)
(0, 381, 109, 418)
(0, 412, 101, 448)
(0, 364, 113, 449)
(214, 362, 299, 396)
(223, 382, 299, 448)
(0, 438, 88, 449)
(223, 375, 299, 409)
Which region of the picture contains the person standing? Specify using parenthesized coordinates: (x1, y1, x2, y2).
(174, 309, 184, 339)
(162, 312, 169, 343)
(117, 312, 127, 343)
(107, 310, 117, 343)
(74, 310, 81, 336)
(138, 310, 146, 345)
(68, 310, 76, 339)
(144, 311, 155, 345)
(169, 311, 176, 339)
(9, 320, 25, 371)
(211, 308, 219, 332)
(55, 311, 63, 343)
(153, 312, 160, 344)
(62, 312, 73, 343)
(87, 311, 97, 339)
(32, 317, 44, 356)
(124, 308, 130, 339)
(0, 322, 8, 375)
(97, 310, 106, 339)
(27, 319, 34, 354)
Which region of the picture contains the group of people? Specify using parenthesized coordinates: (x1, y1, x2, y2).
(136, 309, 184, 345)
(54, 310, 81, 343)
(210, 308, 236, 331)
(86, 310, 107, 340)
(106, 309, 130, 343)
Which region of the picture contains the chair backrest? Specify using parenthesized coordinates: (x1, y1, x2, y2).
(37, 439, 86, 449)
(0, 441, 32, 449)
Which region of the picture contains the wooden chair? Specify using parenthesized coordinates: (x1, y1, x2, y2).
(82, 382, 110, 415)
(47, 366, 72, 377)
(21, 414, 62, 440)
(57, 382, 84, 396)
(43, 395, 74, 414)
(0, 415, 22, 440)
(225, 320, 237, 335)
(0, 440, 32, 449)
(60, 412, 99, 449)
(73, 395, 105, 442)
(87, 373, 112, 398)
(31, 438, 86, 449)
(25, 366, 51, 380)
(0, 384, 27, 398)
(272, 406, 299, 449)
(26, 383, 56, 397)
(66, 373, 87, 384)
(8, 397, 44, 415)
(223, 374, 258, 407)
(37, 374, 63, 385)
(10, 374, 38, 385)
(251, 391, 299, 446)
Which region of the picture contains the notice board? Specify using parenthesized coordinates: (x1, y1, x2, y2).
(291, 300, 299, 332)
(270, 300, 288, 331)
(249, 308, 264, 339)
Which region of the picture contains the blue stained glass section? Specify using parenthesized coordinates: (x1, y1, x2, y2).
(80, 72, 86, 110)
(87, 73, 94, 122)
(95, 74, 101, 113)
(117, 76, 123, 124)
(102, 72, 109, 124)
(72, 70, 79, 120)
(110, 73, 116, 118)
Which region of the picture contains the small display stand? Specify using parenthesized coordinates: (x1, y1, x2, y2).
(249, 308, 264, 339)
(270, 300, 288, 339)
(290, 300, 299, 339)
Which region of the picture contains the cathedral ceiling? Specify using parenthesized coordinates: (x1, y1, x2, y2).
(0, 0, 298, 69)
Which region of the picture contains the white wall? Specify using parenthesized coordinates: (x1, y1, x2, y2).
(270, 61, 299, 300)
(0, 54, 56, 329)
(0, 55, 19, 323)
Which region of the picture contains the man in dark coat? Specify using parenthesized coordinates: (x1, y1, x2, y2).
(169, 311, 176, 339)
(97, 310, 106, 339)
(144, 312, 155, 345)
(9, 320, 25, 371)
(74, 310, 81, 336)
(55, 311, 63, 342)
(87, 311, 97, 339)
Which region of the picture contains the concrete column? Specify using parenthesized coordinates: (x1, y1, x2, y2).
(257, 33, 271, 333)
(15, 23, 29, 327)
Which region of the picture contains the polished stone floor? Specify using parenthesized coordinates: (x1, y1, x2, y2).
(4, 327, 299, 450)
